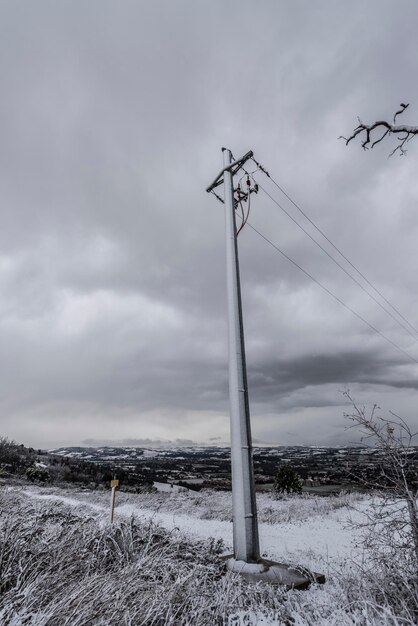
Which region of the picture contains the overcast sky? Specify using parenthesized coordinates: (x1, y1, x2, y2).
(1, 0, 418, 449)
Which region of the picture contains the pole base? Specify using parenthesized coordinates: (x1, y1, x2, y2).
(225, 557, 325, 590)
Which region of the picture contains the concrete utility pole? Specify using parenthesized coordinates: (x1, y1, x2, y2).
(207, 148, 259, 563)
(222, 148, 260, 562)
(207, 149, 325, 587)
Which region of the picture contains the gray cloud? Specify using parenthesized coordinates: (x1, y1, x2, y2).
(1, 1, 418, 448)
(82, 437, 199, 448)
(249, 351, 404, 405)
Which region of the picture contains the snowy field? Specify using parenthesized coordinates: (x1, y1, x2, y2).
(0, 486, 416, 625)
(18, 486, 367, 575)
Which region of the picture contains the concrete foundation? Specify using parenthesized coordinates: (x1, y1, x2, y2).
(226, 557, 325, 590)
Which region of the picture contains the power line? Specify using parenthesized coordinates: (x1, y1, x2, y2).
(245, 221, 418, 366)
(251, 157, 418, 337)
(211, 154, 418, 365)
(253, 180, 418, 342)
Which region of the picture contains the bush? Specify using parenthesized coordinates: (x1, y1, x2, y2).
(273, 465, 302, 495)
(344, 391, 418, 619)
(25, 465, 51, 483)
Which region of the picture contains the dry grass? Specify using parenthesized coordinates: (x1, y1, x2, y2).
(0, 488, 416, 625)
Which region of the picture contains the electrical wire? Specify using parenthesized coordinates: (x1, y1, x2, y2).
(213, 173, 418, 365)
(251, 157, 418, 337)
(251, 179, 418, 342)
(236, 179, 252, 237)
(245, 221, 418, 365)
(236, 197, 246, 235)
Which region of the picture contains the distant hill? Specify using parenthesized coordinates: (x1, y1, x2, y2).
(0, 437, 151, 489)
(50, 443, 398, 491)
(5, 440, 418, 492)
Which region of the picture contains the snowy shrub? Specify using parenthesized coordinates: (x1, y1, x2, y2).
(343, 393, 418, 620)
(25, 465, 51, 483)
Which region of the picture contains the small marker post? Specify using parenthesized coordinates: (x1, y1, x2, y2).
(110, 478, 119, 524)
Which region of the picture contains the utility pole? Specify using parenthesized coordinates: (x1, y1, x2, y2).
(207, 149, 324, 587)
(207, 148, 259, 563)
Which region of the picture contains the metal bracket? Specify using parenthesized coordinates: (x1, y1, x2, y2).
(206, 149, 253, 194)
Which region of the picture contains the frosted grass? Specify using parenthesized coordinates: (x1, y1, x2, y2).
(1, 488, 417, 625)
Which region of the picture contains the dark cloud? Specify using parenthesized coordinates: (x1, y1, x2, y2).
(249, 351, 406, 405)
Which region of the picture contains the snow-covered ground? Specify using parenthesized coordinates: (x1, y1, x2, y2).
(2, 486, 416, 625)
(18, 486, 368, 574)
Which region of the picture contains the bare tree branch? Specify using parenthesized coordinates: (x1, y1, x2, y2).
(342, 390, 418, 568)
(340, 104, 418, 156)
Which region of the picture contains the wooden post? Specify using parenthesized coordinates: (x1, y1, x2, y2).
(110, 479, 119, 524)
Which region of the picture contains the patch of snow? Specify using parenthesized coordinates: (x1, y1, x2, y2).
(153, 482, 187, 493)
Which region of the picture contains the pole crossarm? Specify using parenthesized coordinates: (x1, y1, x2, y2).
(206, 149, 253, 194)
